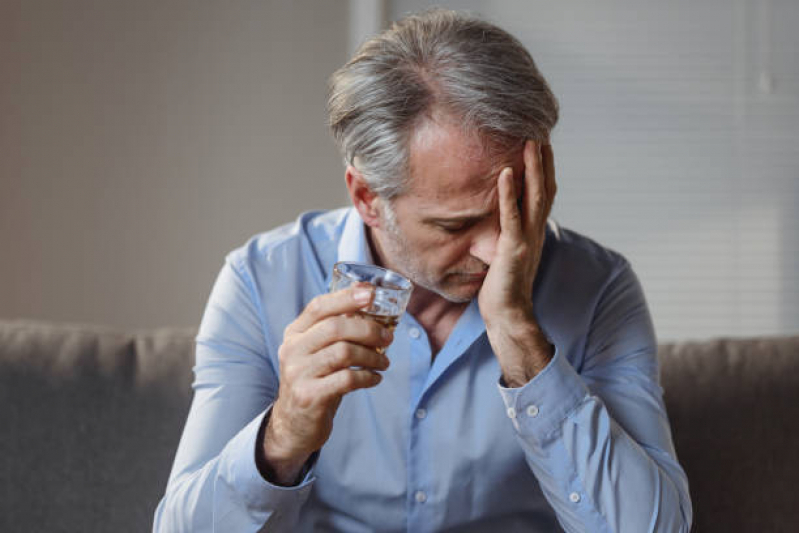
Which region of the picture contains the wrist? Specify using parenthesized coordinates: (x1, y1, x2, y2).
(483, 303, 534, 332)
(259, 409, 311, 486)
(486, 312, 554, 387)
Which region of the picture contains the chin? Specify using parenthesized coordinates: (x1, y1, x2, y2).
(441, 293, 474, 304)
(437, 282, 481, 303)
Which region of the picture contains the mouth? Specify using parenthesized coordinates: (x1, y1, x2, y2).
(451, 272, 487, 283)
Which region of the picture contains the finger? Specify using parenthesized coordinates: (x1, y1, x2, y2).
(288, 286, 374, 335)
(311, 341, 390, 378)
(497, 166, 522, 239)
(318, 368, 383, 399)
(523, 139, 546, 233)
(299, 313, 393, 357)
(541, 142, 556, 218)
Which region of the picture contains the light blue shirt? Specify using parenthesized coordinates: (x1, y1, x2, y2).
(153, 207, 692, 532)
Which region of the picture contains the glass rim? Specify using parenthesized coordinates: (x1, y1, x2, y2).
(332, 261, 413, 291)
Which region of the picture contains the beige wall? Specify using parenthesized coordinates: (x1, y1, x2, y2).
(1, 1, 351, 329)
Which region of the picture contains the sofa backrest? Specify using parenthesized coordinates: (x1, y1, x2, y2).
(659, 335, 799, 532)
(1, 320, 798, 532)
(0, 320, 196, 533)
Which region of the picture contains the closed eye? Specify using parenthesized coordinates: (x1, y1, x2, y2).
(438, 221, 475, 233)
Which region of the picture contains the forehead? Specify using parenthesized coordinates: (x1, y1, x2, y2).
(405, 114, 522, 210)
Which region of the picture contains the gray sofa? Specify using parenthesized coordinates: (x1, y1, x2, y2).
(1, 319, 797, 532)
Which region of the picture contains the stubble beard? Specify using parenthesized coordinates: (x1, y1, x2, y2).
(380, 204, 475, 304)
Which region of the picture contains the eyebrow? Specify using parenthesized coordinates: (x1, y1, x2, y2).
(421, 211, 493, 225)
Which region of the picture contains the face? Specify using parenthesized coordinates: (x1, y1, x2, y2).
(373, 114, 525, 303)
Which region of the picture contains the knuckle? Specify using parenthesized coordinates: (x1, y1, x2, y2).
(331, 342, 351, 367)
(284, 360, 302, 382)
(306, 297, 323, 318)
(511, 245, 528, 262)
(277, 343, 290, 366)
(324, 317, 344, 339)
(292, 382, 315, 409)
(340, 370, 358, 390)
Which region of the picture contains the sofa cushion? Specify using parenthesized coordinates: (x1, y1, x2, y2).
(659, 335, 799, 532)
(0, 320, 196, 533)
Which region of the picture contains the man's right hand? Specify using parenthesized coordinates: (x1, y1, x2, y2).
(261, 286, 393, 485)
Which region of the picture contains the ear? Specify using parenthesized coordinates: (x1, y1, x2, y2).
(345, 165, 383, 228)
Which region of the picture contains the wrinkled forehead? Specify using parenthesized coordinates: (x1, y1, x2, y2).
(405, 113, 524, 199)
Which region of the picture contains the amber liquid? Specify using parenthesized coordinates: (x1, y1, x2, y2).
(359, 311, 399, 355)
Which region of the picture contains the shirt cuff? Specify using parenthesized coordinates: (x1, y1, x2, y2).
(219, 406, 316, 512)
(255, 404, 319, 486)
(496, 346, 590, 445)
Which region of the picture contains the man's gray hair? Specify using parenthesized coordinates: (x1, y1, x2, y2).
(327, 8, 559, 199)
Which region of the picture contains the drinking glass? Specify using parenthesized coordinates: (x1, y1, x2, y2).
(329, 261, 413, 354)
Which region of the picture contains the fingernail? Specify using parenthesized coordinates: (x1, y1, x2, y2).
(353, 288, 372, 303)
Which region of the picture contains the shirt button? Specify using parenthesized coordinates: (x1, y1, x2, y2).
(415, 490, 427, 503)
(506, 407, 517, 419)
(526, 405, 540, 418)
(415, 408, 427, 419)
(409, 327, 421, 339)
(569, 492, 581, 503)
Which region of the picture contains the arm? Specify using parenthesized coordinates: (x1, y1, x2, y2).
(152, 259, 312, 532)
(497, 263, 692, 532)
(153, 255, 392, 532)
(479, 141, 691, 531)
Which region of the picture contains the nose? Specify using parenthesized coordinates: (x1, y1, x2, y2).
(469, 225, 499, 266)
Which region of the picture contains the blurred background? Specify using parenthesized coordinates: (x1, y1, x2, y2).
(2, 0, 797, 341)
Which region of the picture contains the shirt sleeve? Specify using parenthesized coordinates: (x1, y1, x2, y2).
(152, 256, 315, 532)
(497, 262, 693, 533)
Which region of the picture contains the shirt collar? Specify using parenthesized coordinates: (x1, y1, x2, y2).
(325, 208, 374, 287)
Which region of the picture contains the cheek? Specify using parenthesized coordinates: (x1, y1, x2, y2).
(403, 224, 472, 269)
(427, 234, 473, 269)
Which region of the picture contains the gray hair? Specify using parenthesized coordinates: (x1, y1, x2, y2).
(327, 8, 559, 200)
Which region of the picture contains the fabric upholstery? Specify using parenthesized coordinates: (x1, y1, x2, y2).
(0, 320, 195, 533)
(0, 319, 797, 532)
(659, 336, 799, 532)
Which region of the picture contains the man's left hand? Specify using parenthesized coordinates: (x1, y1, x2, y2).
(477, 139, 557, 387)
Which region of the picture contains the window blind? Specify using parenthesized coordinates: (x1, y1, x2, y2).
(389, 0, 799, 341)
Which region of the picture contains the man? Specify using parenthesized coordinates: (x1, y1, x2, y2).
(154, 9, 692, 532)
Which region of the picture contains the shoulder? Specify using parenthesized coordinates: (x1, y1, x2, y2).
(543, 219, 631, 286)
(214, 208, 351, 354)
(225, 208, 349, 279)
(536, 221, 650, 367)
